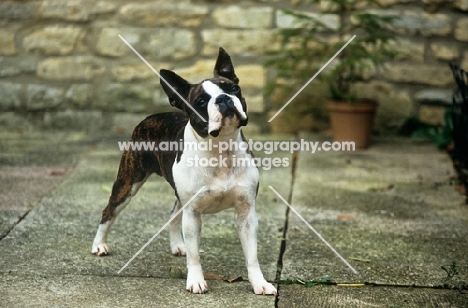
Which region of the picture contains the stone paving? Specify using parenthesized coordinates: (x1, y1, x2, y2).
(0, 131, 467, 307)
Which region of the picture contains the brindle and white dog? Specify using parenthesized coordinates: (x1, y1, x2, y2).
(92, 48, 277, 295)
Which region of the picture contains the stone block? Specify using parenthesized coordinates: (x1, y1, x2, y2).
(40, 0, 117, 22)
(353, 81, 413, 133)
(0, 1, 37, 21)
(455, 0, 468, 10)
(111, 112, 148, 135)
(0, 57, 21, 77)
(91, 1, 118, 15)
(175, 60, 215, 84)
(38, 56, 105, 81)
(414, 89, 453, 105)
(455, 18, 468, 42)
(65, 84, 92, 108)
(248, 95, 264, 113)
(119, 2, 208, 27)
(383, 63, 453, 86)
(143, 28, 197, 60)
(23, 26, 81, 56)
(0, 82, 22, 111)
(202, 29, 274, 56)
(27, 84, 64, 111)
(95, 28, 141, 57)
(43, 110, 103, 132)
(243, 88, 264, 113)
(430, 43, 460, 61)
(236, 65, 265, 88)
(0, 30, 16, 55)
(98, 84, 154, 113)
(0, 112, 32, 131)
(0, 56, 36, 78)
(111, 63, 156, 82)
(419, 104, 446, 126)
(419, 14, 451, 36)
(392, 12, 451, 36)
(391, 38, 425, 62)
(319, 0, 339, 11)
(40, 0, 89, 21)
(454, 0, 468, 11)
(212, 6, 273, 28)
(276, 10, 339, 30)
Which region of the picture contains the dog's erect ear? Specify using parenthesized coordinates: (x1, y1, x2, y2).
(213, 47, 239, 84)
(160, 69, 191, 110)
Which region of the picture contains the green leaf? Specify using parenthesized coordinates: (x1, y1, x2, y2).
(277, 276, 333, 287)
(441, 261, 459, 280)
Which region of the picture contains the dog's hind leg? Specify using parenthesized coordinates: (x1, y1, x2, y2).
(169, 199, 186, 256)
(92, 151, 149, 256)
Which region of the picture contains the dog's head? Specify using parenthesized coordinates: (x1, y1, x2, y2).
(160, 48, 248, 138)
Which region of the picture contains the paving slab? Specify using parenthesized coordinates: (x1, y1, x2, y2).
(279, 133, 468, 305)
(0, 131, 96, 239)
(277, 284, 467, 308)
(1, 274, 273, 308)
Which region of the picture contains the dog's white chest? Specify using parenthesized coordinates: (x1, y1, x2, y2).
(201, 175, 249, 213)
(172, 125, 258, 214)
(174, 152, 258, 214)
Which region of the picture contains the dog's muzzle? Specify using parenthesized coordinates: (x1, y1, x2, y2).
(216, 94, 237, 116)
(208, 94, 247, 137)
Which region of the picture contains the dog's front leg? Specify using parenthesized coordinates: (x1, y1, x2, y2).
(182, 209, 208, 294)
(237, 205, 277, 295)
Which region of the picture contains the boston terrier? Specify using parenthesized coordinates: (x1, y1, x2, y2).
(91, 48, 277, 295)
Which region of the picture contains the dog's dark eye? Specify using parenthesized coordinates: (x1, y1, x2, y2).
(198, 98, 207, 107)
(231, 85, 240, 93)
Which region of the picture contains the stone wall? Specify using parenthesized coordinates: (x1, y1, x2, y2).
(0, 0, 467, 135)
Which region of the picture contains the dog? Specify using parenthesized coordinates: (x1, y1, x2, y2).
(91, 47, 277, 295)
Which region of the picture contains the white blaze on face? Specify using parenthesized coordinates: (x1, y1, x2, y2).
(202, 80, 247, 136)
(202, 80, 224, 135)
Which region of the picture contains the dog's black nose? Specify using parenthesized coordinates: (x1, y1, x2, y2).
(215, 94, 234, 109)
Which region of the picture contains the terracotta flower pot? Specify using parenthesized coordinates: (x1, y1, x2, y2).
(326, 99, 378, 149)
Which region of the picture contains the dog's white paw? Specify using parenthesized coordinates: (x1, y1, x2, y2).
(252, 281, 277, 295)
(170, 242, 186, 256)
(186, 279, 208, 294)
(91, 243, 109, 256)
(186, 269, 208, 294)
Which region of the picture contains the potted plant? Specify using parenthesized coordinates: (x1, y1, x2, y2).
(265, 0, 399, 148)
